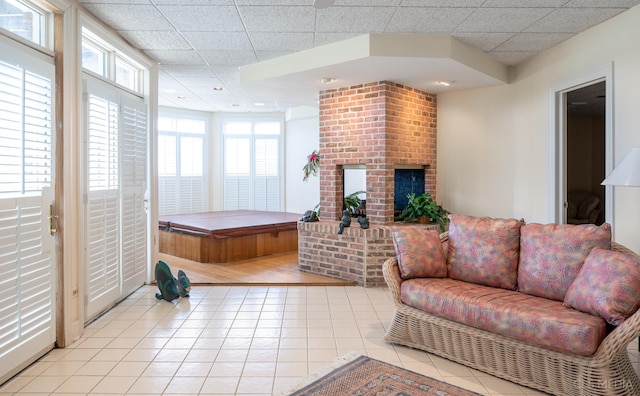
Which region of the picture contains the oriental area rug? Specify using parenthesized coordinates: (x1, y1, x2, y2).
(281, 353, 482, 396)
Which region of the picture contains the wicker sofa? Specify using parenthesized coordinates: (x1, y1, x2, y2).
(383, 215, 640, 396)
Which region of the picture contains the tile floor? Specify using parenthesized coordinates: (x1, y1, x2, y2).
(0, 284, 638, 395)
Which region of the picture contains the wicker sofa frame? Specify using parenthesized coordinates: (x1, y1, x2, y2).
(383, 237, 640, 396)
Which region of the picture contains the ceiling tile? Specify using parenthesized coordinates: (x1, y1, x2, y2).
(81, 4, 173, 30)
(481, 0, 567, 7)
(175, 76, 225, 89)
(493, 32, 574, 52)
(249, 32, 314, 51)
(117, 30, 191, 50)
(77, 0, 150, 4)
(316, 6, 396, 32)
(239, 6, 316, 32)
(198, 50, 259, 66)
(563, 0, 640, 7)
(336, 0, 401, 5)
(235, 0, 310, 4)
(399, 0, 483, 6)
(525, 8, 627, 33)
(154, 0, 233, 4)
(160, 65, 218, 78)
(183, 32, 253, 50)
(144, 50, 205, 65)
(455, 7, 554, 32)
(255, 50, 297, 61)
(313, 32, 363, 46)
(453, 32, 515, 51)
(386, 7, 475, 33)
(157, 5, 245, 32)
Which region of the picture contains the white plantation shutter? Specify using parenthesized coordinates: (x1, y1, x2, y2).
(84, 77, 147, 321)
(157, 129, 205, 215)
(158, 177, 178, 215)
(254, 137, 279, 211)
(120, 95, 147, 295)
(222, 120, 281, 211)
(86, 86, 120, 319)
(179, 177, 204, 213)
(85, 190, 119, 318)
(0, 195, 55, 380)
(0, 41, 55, 383)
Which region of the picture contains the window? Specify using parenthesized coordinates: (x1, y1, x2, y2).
(0, 0, 46, 47)
(81, 28, 143, 93)
(158, 115, 206, 215)
(222, 119, 281, 211)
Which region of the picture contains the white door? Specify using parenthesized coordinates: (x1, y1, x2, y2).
(0, 48, 57, 383)
(84, 78, 148, 321)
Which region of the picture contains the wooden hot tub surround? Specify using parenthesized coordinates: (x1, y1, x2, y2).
(159, 211, 300, 263)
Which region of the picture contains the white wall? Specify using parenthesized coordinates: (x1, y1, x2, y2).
(437, 4, 640, 252)
(285, 106, 320, 215)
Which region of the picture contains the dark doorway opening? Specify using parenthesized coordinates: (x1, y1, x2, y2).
(566, 81, 606, 225)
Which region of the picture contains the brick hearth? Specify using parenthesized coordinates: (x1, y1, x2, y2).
(298, 80, 438, 286)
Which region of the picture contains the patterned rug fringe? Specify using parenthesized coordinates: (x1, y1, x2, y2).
(275, 351, 361, 396)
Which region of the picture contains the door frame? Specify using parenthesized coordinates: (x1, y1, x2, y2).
(549, 63, 614, 226)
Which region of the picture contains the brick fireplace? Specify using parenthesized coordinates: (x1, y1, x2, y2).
(298, 81, 438, 287)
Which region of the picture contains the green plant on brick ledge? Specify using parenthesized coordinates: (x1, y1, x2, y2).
(400, 192, 450, 232)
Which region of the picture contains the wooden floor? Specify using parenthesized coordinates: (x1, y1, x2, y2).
(157, 251, 355, 286)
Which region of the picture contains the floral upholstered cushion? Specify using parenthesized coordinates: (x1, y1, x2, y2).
(518, 223, 611, 301)
(564, 247, 640, 325)
(392, 226, 447, 279)
(400, 278, 607, 356)
(446, 214, 524, 290)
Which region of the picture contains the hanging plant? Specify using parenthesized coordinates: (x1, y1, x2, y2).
(303, 150, 320, 181)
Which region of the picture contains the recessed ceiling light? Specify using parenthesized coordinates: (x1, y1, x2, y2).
(212, 87, 224, 91)
(231, 103, 240, 107)
(319, 77, 336, 84)
(437, 81, 455, 87)
(177, 96, 187, 100)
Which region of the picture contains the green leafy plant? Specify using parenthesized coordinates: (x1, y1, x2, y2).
(400, 192, 450, 232)
(344, 190, 365, 215)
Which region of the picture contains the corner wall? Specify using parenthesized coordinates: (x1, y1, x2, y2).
(437, 4, 640, 252)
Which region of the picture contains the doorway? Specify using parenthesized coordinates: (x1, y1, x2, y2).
(565, 82, 606, 225)
(550, 65, 613, 225)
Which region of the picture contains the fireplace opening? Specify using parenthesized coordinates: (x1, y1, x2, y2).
(394, 169, 425, 220)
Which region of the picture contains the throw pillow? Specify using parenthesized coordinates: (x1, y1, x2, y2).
(391, 227, 447, 279)
(564, 247, 640, 326)
(446, 214, 524, 290)
(518, 223, 611, 301)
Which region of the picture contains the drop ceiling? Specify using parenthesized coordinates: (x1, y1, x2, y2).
(76, 0, 640, 113)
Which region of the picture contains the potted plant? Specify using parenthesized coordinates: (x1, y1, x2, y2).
(344, 190, 366, 216)
(400, 192, 450, 232)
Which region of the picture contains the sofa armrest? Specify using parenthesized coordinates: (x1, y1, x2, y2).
(382, 258, 403, 306)
(593, 242, 640, 363)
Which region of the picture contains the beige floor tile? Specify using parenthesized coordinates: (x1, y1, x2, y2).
(54, 375, 103, 393)
(127, 375, 171, 394)
(175, 362, 213, 377)
(74, 361, 118, 376)
(164, 376, 206, 394)
(92, 375, 137, 394)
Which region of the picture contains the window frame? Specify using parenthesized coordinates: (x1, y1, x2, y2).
(81, 27, 144, 95)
